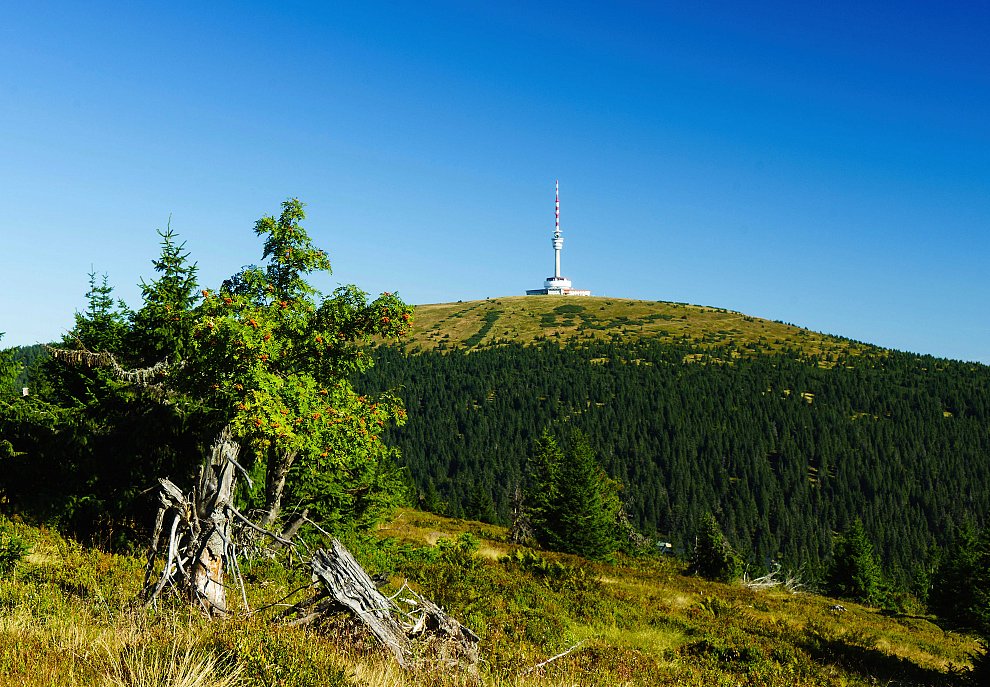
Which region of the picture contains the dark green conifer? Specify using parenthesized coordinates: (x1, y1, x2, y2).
(931, 523, 990, 635)
(129, 224, 199, 363)
(690, 512, 744, 583)
(421, 480, 447, 515)
(525, 430, 564, 550)
(827, 518, 884, 605)
(555, 433, 621, 559)
(72, 270, 129, 353)
(466, 480, 498, 524)
(0, 335, 20, 396)
(525, 430, 621, 559)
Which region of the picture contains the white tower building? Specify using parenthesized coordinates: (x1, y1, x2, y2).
(527, 180, 591, 296)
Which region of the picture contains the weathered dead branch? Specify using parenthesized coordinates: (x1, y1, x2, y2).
(46, 345, 174, 386)
(141, 431, 479, 672)
(143, 426, 308, 615)
(308, 541, 412, 664)
(742, 562, 805, 593)
(400, 588, 480, 669)
(519, 639, 589, 677)
(508, 483, 534, 545)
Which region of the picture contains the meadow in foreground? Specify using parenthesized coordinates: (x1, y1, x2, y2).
(0, 511, 980, 686)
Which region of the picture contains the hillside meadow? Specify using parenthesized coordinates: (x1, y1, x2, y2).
(0, 510, 980, 686)
(401, 296, 879, 361)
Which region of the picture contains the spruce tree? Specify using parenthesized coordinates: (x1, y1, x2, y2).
(524, 430, 621, 559)
(690, 512, 744, 583)
(73, 270, 129, 353)
(129, 224, 199, 364)
(421, 480, 447, 515)
(0, 335, 20, 396)
(555, 432, 620, 559)
(931, 523, 990, 634)
(526, 430, 564, 550)
(466, 481, 498, 524)
(0, 335, 23, 461)
(827, 518, 884, 605)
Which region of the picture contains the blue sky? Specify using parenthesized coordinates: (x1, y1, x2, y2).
(2, 1, 988, 362)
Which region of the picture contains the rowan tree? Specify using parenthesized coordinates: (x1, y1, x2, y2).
(183, 198, 414, 529)
(31, 198, 412, 547)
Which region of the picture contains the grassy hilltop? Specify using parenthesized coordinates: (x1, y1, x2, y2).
(403, 296, 878, 361)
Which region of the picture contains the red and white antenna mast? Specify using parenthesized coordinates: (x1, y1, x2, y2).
(552, 179, 563, 278)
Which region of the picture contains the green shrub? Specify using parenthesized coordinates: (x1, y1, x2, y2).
(0, 524, 30, 577)
(684, 635, 762, 665)
(437, 532, 480, 559)
(696, 594, 736, 618)
(970, 641, 990, 686)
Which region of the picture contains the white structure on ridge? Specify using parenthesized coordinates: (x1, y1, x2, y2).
(526, 180, 591, 296)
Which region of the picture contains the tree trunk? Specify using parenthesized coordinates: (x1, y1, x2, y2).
(309, 540, 411, 665)
(260, 448, 298, 529)
(295, 539, 480, 670)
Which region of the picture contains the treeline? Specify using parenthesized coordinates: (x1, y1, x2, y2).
(360, 339, 990, 586)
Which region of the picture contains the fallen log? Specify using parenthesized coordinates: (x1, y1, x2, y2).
(299, 539, 479, 670)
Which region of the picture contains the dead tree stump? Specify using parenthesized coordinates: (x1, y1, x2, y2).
(143, 426, 240, 615)
(310, 541, 412, 665)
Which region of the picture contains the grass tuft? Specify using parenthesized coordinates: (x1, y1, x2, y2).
(105, 641, 245, 687)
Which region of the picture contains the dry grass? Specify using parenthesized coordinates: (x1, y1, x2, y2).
(377, 508, 509, 547)
(104, 640, 245, 687)
(0, 514, 981, 687)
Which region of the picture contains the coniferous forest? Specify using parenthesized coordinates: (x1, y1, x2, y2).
(361, 338, 990, 587)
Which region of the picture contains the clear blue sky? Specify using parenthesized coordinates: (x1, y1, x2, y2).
(2, 1, 988, 362)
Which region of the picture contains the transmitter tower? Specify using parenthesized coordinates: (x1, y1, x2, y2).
(526, 180, 591, 296)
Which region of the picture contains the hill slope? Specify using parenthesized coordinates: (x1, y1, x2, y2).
(362, 296, 990, 586)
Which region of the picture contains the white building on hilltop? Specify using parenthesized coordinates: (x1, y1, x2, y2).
(526, 180, 591, 296)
